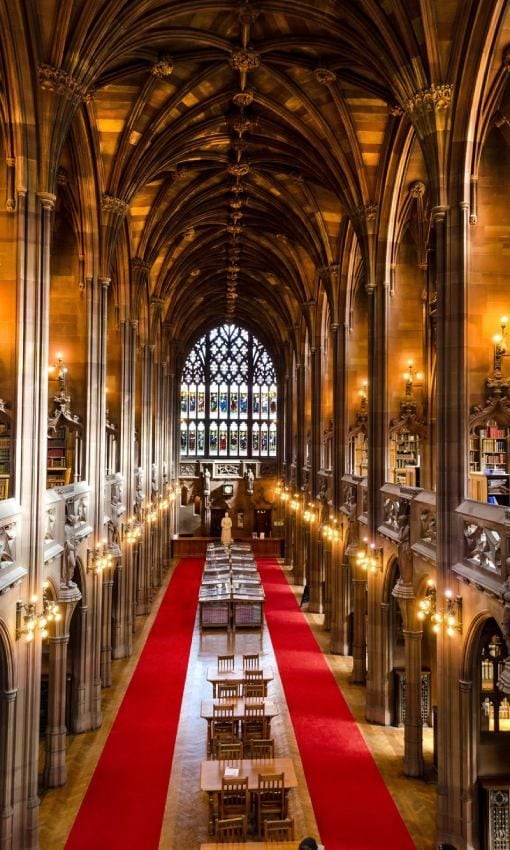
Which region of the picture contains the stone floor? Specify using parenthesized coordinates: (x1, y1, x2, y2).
(39, 561, 437, 850)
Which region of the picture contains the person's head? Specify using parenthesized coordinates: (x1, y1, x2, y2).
(298, 839, 318, 850)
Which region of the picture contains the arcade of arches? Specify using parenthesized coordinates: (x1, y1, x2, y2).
(1, 1, 510, 848)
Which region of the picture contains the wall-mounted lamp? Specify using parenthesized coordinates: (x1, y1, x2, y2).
(48, 354, 68, 393)
(403, 361, 423, 398)
(358, 381, 368, 411)
(289, 494, 301, 512)
(16, 583, 61, 641)
(303, 503, 317, 524)
(492, 315, 509, 373)
(355, 539, 383, 573)
(321, 517, 341, 543)
(123, 518, 142, 544)
(417, 580, 462, 636)
(87, 542, 114, 574)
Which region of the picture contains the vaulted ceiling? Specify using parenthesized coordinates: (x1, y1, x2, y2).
(33, 0, 471, 353)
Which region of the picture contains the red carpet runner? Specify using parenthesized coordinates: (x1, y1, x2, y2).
(258, 559, 417, 850)
(65, 558, 203, 850)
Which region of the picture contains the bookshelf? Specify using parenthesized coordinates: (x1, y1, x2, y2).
(0, 403, 13, 500)
(47, 426, 72, 489)
(390, 427, 420, 487)
(469, 418, 510, 505)
(349, 430, 368, 477)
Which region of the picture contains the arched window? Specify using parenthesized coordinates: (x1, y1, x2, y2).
(180, 323, 278, 459)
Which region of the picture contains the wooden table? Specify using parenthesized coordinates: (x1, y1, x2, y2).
(207, 666, 274, 697)
(201, 843, 297, 849)
(201, 697, 279, 755)
(200, 757, 297, 833)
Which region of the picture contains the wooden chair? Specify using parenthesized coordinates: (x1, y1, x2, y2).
(217, 682, 241, 699)
(219, 775, 249, 821)
(241, 702, 267, 754)
(217, 654, 235, 673)
(250, 738, 274, 761)
(264, 817, 295, 841)
(244, 681, 265, 700)
(216, 741, 243, 764)
(255, 772, 285, 838)
(244, 668, 264, 696)
(211, 703, 237, 757)
(215, 815, 247, 842)
(243, 652, 260, 670)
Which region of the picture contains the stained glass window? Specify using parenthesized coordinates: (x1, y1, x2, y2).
(180, 323, 278, 458)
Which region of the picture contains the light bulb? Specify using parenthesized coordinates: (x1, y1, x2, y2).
(25, 631, 34, 642)
(501, 316, 508, 324)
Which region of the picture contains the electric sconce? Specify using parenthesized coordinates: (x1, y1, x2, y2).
(355, 538, 383, 573)
(417, 580, 462, 636)
(16, 582, 61, 641)
(303, 503, 317, 524)
(290, 494, 301, 512)
(321, 517, 341, 543)
(358, 381, 368, 410)
(48, 353, 68, 393)
(123, 518, 142, 545)
(403, 361, 424, 398)
(492, 316, 509, 373)
(87, 542, 114, 574)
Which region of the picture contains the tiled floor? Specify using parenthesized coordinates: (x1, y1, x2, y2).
(39, 560, 437, 849)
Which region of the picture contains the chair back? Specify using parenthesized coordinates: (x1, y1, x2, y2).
(258, 772, 285, 806)
(220, 776, 249, 818)
(245, 668, 263, 683)
(217, 654, 235, 673)
(243, 652, 260, 670)
(251, 738, 274, 761)
(216, 815, 247, 842)
(244, 682, 265, 700)
(216, 741, 243, 764)
(263, 817, 295, 841)
(213, 703, 234, 720)
(217, 682, 240, 700)
(244, 701, 264, 719)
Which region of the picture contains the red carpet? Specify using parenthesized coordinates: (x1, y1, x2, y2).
(258, 559, 417, 850)
(65, 558, 203, 850)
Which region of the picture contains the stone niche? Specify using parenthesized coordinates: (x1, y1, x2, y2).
(178, 460, 277, 537)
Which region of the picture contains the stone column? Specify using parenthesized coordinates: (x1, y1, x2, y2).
(402, 627, 424, 777)
(308, 346, 322, 612)
(44, 634, 70, 787)
(330, 539, 351, 655)
(100, 563, 115, 687)
(0, 689, 16, 849)
(112, 320, 137, 658)
(322, 536, 332, 630)
(351, 555, 367, 684)
(367, 281, 388, 535)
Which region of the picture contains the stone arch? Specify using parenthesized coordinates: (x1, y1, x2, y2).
(0, 617, 16, 845)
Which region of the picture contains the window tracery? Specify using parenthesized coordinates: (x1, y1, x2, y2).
(180, 323, 277, 458)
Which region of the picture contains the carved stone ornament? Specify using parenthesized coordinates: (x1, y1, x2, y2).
(39, 64, 93, 105)
(502, 46, 510, 72)
(406, 84, 454, 115)
(151, 56, 174, 78)
(0, 522, 16, 564)
(409, 180, 426, 198)
(228, 162, 250, 177)
(227, 224, 243, 235)
(230, 211, 243, 224)
(388, 103, 404, 117)
(314, 68, 336, 86)
(233, 91, 254, 107)
(102, 194, 129, 217)
(45, 507, 56, 542)
(230, 49, 261, 73)
(355, 202, 378, 222)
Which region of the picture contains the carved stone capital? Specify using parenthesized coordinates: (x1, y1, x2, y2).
(230, 49, 260, 73)
(102, 194, 129, 217)
(39, 64, 93, 105)
(130, 257, 151, 275)
(351, 202, 378, 223)
(314, 68, 336, 86)
(151, 56, 174, 78)
(406, 84, 454, 115)
(388, 103, 404, 117)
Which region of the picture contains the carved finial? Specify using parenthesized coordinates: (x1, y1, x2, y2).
(228, 162, 250, 177)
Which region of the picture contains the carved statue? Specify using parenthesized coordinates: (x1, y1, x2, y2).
(135, 466, 144, 519)
(203, 467, 211, 494)
(151, 463, 158, 501)
(221, 512, 232, 546)
(45, 507, 56, 542)
(245, 466, 254, 495)
(64, 516, 77, 586)
(108, 491, 121, 551)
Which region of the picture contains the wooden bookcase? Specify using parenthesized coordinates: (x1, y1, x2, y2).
(0, 402, 13, 500)
(47, 426, 72, 489)
(469, 399, 510, 505)
(389, 402, 427, 488)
